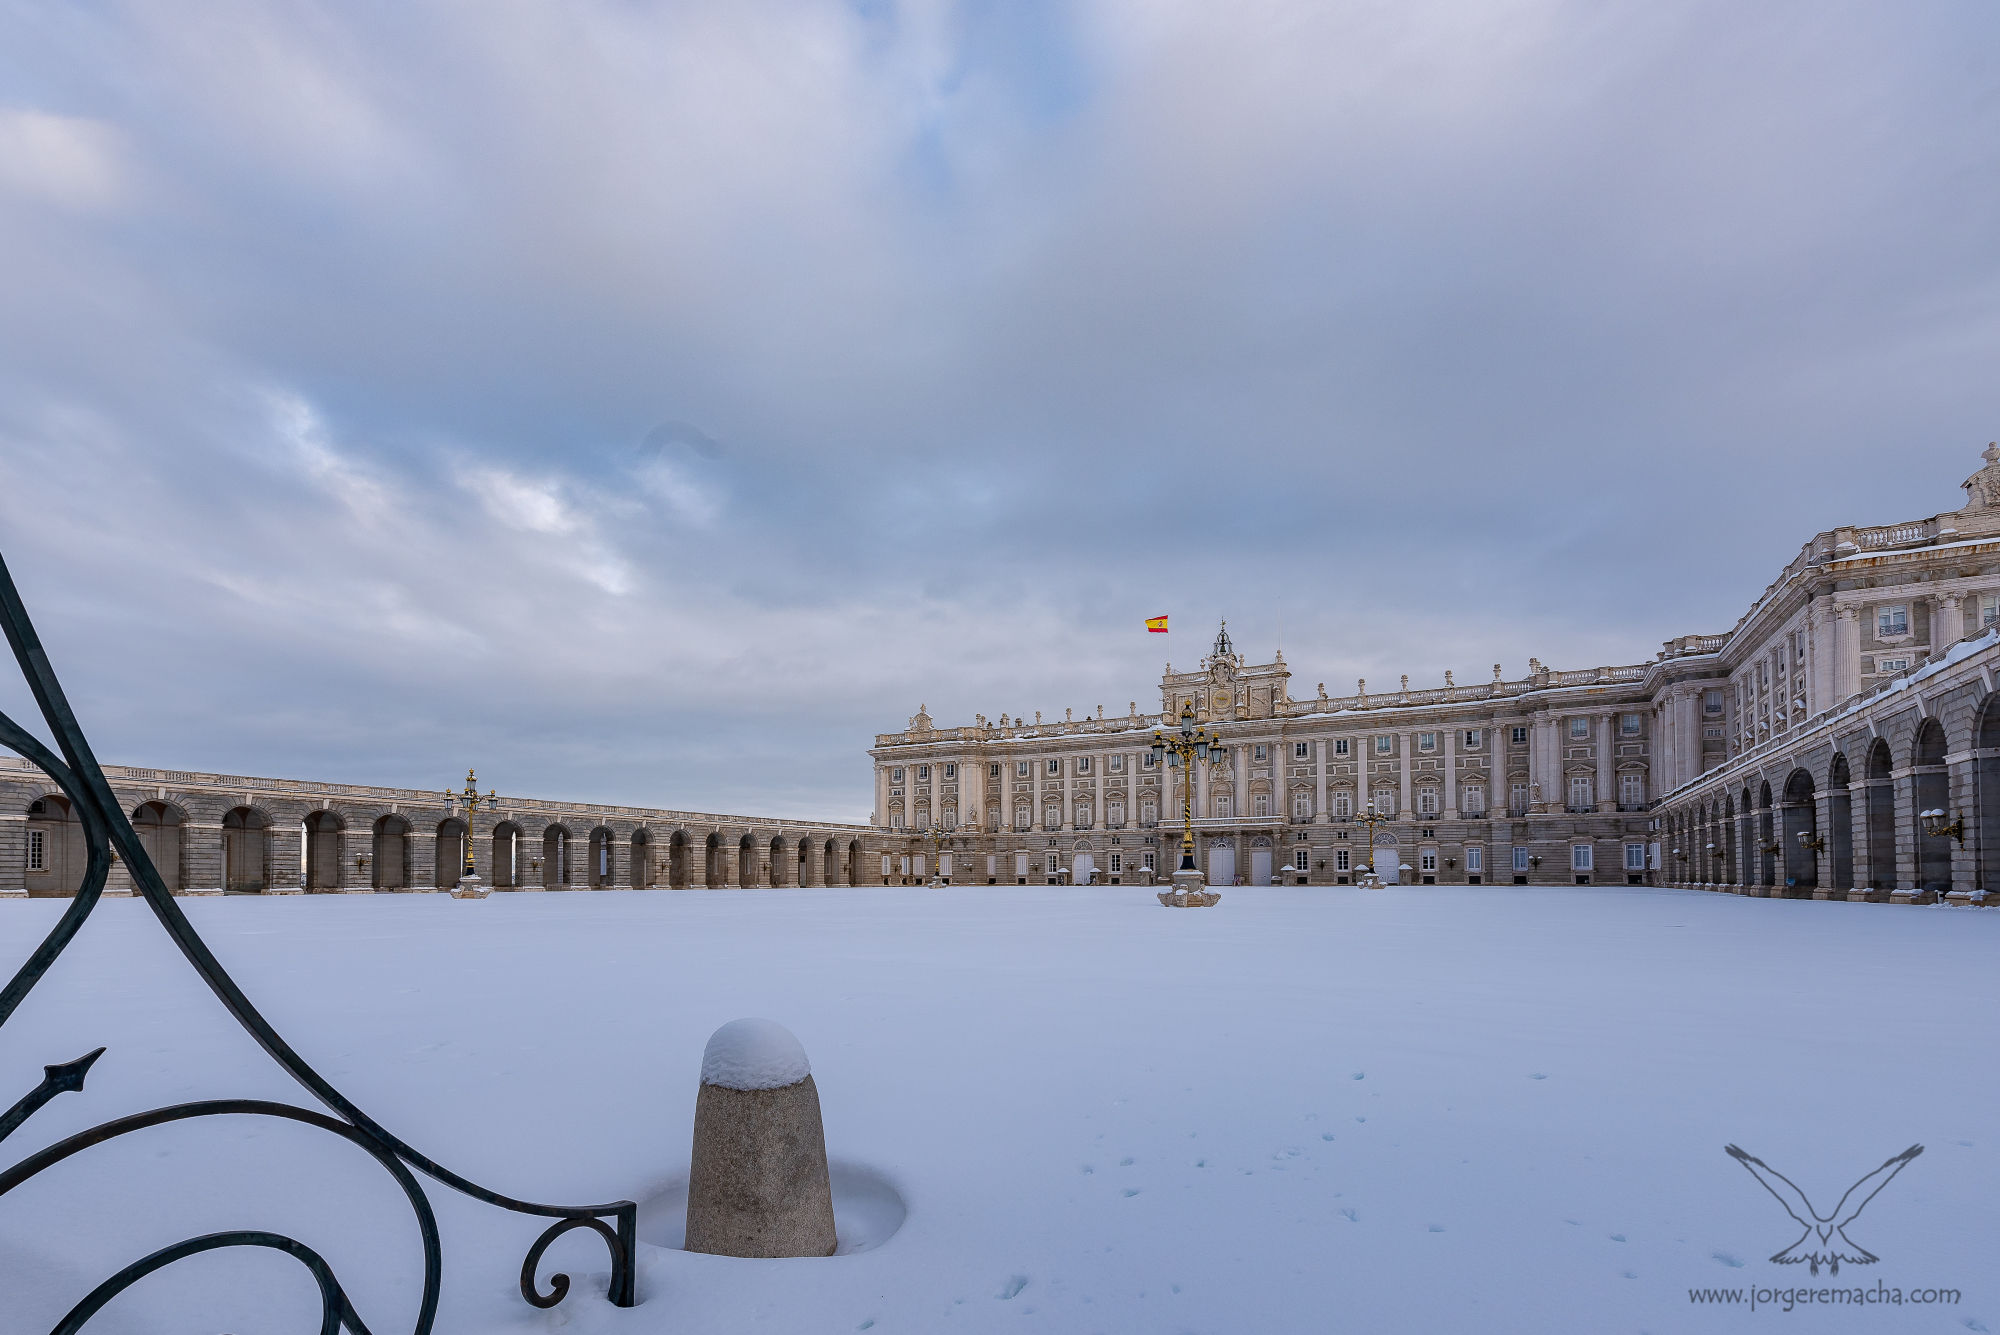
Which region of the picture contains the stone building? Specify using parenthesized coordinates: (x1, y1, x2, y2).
(1, 760, 879, 898)
(870, 443, 2000, 900)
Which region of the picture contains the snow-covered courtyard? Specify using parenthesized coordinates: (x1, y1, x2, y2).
(1, 886, 1993, 1334)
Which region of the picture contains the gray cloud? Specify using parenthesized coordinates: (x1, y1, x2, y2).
(0, 0, 1995, 820)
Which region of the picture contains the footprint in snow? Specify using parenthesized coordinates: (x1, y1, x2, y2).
(1427, 1224, 1446, 1233)
(1081, 1165, 1094, 1175)
(1529, 1073, 1547, 1080)
(1194, 1158, 1207, 1168)
(997, 1275, 1029, 1301)
(1321, 1132, 1336, 1141)
(1355, 1116, 1366, 1123)
(1712, 1252, 1744, 1268)
(1352, 1072, 1366, 1080)
(1120, 1157, 1134, 1166)
(858, 1322, 875, 1331)
(1621, 1270, 1638, 1280)
(1609, 1234, 1626, 1243)
(1123, 1188, 1142, 1198)
(1339, 1208, 1357, 1222)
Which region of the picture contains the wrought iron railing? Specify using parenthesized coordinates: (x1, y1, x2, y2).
(0, 552, 637, 1332)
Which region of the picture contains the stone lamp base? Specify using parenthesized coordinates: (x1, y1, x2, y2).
(449, 875, 490, 900)
(1158, 869, 1221, 908)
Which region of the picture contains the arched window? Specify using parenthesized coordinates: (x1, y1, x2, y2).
(1568, 775, 1595, 812)
(1252, 793, 1270, 818)
(1462, 784, 1486, 815)
(1074, 804, 1093, 828)
(941, 805, 957, 827)
(1371, 790, 1396, 817)
(1107, 801, 1125, 826)
(1417, 785, 1440, 816)
(1213, 795, 1233, 819)
(1044, 804, 1061, 828)
(1331, 790, 1352, 819)
(1015, 804, 1031, 829)
(1140, 799, 1157, 824)
(1293, 793, 1313, 820)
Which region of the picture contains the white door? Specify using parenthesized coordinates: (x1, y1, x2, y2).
(914, 854, 927, 880)
(1250, 847, 1273, 885)
(1073, 853, 1095, 885)
(1014, 852, 1029, 879)
(1208, 846, 1235, 886)
(1374, 840, 1400, 884)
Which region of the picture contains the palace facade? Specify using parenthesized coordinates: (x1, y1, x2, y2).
(870, 443, 2000, 902)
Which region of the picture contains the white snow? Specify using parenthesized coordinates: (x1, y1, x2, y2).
(699, 1017, 811, 1090)
(0, 887, 1994, 1334)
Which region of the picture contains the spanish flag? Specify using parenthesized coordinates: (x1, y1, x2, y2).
(1145, 615, 1169, 634)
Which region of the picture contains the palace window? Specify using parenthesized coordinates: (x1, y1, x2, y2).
(1076, 756, 1091, 774)
(1878, 605, 1908, 637)
(1462, 784, 1486, 815)
(1619, 773, 1646, 808)
(1509, 782, 1530, 816)
(1142, 850, 1156, 871)
(889, 811, 904, 829)
(881, 854, 892, 877)
(943, 763, 956, 779)
(1044, 805, 1061, 827)
(1620, 713, 1641, 736)
(941, 806, 957, 826)
(1416, 786, 1440, 816)
(1985, 595, 2000, 628)
(1568, 776, 1595, 811)
(1214, 796, 1234, 819)
(1513, 847, 1530, 872)
(1294, 741, 1311, 759)
(1419, 850, 1437, 873)
(1293, 794, 1313, 819)
(1463, 729, 1482, 748)
(1512, 726, 1528, 744)
(1253, 744, 1267, 762)
(1569, 717, 1590, 739)
(1140, 800, 1157, 824)
(1047, 759, 1061, 776)
(1108, 801, 1125, 825)
(1015, 805, 1031, 828)
(1109, 852, 1123, 874)
(27, 829, 45, 872)
(1074, 805, 1092, 827)
(1625, 842, 1648, 871)
(1047, 853, 1061, 875)
(1418, 732, 1437, 751)
(1336, 849, 1350, 871)
(989, 762, 1001, 778)
(1370, 790, 1396, 816)
(1252, 794, 1270, 818)
(1571, 844, 1594, 872)
(1334, 738, 1351, 756)
(890, 767, 904, 782)
(1142, 751, 1157, 768)
(1465, 846, 1483, 873)
(1331, 791, 1352, 819)
(1110, 755, 1125, 773)
(1876, 657, 1910, 673)
(917, 764, 930, 780)
(1703, 689, 1723, 714)
(1374, 736, 1393, 755)
(1016, 761, 1031, 777)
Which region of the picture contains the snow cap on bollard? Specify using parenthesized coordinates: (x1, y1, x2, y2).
(685, 1018, 837, 1258)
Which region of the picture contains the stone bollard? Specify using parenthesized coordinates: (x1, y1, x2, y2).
(685, 1018, 836, 1258)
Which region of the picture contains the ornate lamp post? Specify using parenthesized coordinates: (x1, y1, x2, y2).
(442, 769, 498, 899)
(1148, 701, 1227, 907)
(1353, 799, 1394, 887)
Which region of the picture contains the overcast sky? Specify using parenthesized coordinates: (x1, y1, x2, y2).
(0, 1, 1995, 822)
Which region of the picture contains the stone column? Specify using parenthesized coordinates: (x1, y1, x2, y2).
(1832, 605, 1861, 706)
(1235, 744, 1248, 820)
(874, 766, 888, 830)
(410, 831, 437, 891)
(1891, 765, 1917, 892)
(1398, 733, 1413, 818)
(1949, 746, 1977, 897)
(1595, 715, 1614, 811)
(1315, 739, 1329, 823)
(1934, 593, 1963, 658)
(1000, 757, 1013, 832)
(611, 827, 634, 892)
(1442, 727, 1459, 818)
(1528, 713, 1556, 813)
(1810, 789, 1837, 898)
(716, 835, 738, 890)
(183, 820, 223, 895)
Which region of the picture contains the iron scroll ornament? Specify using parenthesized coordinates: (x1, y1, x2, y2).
(0, 552, 637, 1332)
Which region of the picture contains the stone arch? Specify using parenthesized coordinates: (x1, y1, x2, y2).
(1827, 753, 1853, 890)
(587, 825, 616, 888)
(491, 820, 523, 889)
(544, 822, 574, 888)
(303, 808, 345, 892)
(738, 832, 757, 888)
(1912, 717, 1951, 892)
(1781, 768, 1817, 895)
(436, 816, 469, 889)
(1756, 780, 1776, 887)
(130, 799, 186, 894)
(668, 828, 690, 889)
(768, 834, 788, 887)
(24, 792, 87, 897)
(223, 805, 273, 894)
(631, 826, 654, 889)
(1978, 697, 2000, 892)
(822, 837, 839, 886)
(847, 838, 862, 888)
(1863, 738, 1896, 889)
(705, 830, 723, 887)
(372, 814, 411, 891)
(797, 836, 811, 886)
